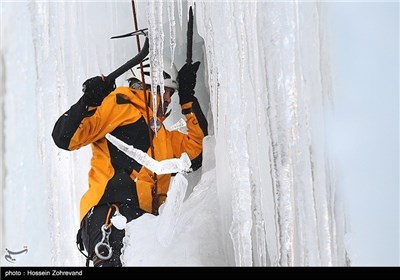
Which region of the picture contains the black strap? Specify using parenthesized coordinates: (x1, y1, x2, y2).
(76, 227, 92, 267)
(182, 107, 193, 115)
(191, 98, 208, 136)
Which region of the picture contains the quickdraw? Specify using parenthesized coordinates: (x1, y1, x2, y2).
(94, 204, 120, 260)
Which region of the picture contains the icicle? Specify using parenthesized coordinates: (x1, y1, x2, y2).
(147, 0, 165, 135)
(167, 1, 176, 64)
(157, 173, 188, 247)
(106, 134, 191, 174)
(177, 0, 183, 29)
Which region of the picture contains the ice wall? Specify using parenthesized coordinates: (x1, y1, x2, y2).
(1, 1, 137, 266)
(196, 1, 346, 266)
(1, 2, 52, 266)
(124, 0, 346, 266)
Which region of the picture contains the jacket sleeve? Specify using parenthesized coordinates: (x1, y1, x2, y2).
(170, 97, 208, 171)
(52, 91, 142, 151)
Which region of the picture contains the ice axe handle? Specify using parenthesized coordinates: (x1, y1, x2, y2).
(186, 7, 193, 65)
(105, 38, 149, 84)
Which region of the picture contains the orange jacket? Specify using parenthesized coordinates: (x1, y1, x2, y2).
(52, 86, 207, 222)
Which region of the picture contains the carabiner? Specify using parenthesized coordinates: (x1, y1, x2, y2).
(94, 224, 112, 260)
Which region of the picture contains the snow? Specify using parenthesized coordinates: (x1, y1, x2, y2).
(122, 135, 225, 266)
(1, 0, 398, 267)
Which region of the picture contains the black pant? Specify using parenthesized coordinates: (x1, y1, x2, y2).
(79, 203, 144, 267)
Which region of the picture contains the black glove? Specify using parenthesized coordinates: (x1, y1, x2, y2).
(82, 76, 115, 107)
(178, 61, 200, 105)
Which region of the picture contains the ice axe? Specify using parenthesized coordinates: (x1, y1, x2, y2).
(81, 30, 148, 93)
(110, 28, 148, 40)
(183, 7, 200, 80)
(103, 30, 149, 85)
(186, 6, 194, 65)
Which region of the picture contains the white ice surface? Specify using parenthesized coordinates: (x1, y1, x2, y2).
(2, 1, 397, 267)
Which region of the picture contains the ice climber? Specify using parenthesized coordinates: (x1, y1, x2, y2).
(51, 56, 207, 267)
